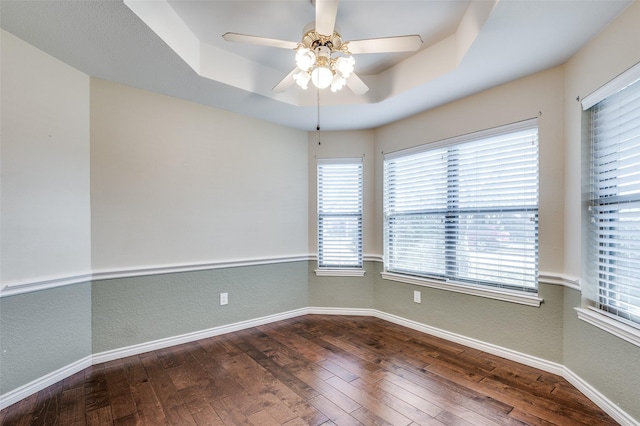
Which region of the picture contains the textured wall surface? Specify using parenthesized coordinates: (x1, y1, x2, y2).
(562, 288, 640, 421)
(91, 262, 308, 353)
(560, 2, 640, 421)
(2, 4, 640, 422)
(1, 29, 91, 285)
(308, 261, 377, 309)
(90, 78, 308, 272)
(375, 67, 566, 275)
(0, 283, 92, 394)
(0, 28, 92, 399)
(373, 277, 564, 363)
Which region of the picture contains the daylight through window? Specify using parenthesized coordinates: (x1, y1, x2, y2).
(383, 120, 539, 292)
(317, 158, 363, 268)
(589, 75, 640, 326)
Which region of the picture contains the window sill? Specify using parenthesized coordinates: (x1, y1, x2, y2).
(575, 307, 640, 348)
(315, 268, 366, 277)
(380, 272, 543, 307)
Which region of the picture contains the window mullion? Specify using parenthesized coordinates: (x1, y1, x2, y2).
(383, 120, 539, 293)
(590, 74, 640, 325)
(446, 148, 459, 278)
(317, 159, 363, 269)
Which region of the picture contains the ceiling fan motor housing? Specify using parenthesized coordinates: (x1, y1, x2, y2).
(302, 30, 348, 54)
(222, 0, 422, 94)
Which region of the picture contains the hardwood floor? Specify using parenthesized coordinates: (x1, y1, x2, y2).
(0, 315, 618, 425)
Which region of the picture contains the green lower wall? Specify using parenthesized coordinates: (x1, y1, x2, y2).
(307, 261, 376, 309)
(91, 261, 309, 354)
(2, 262, 640, 424)
(373, 273, 565, 364)
(309, 260, 565, 364)
(563, 288, 640, 421)
(0, 282, 92, 394)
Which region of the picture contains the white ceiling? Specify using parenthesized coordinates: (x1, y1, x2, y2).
(0, 0, 632, 131)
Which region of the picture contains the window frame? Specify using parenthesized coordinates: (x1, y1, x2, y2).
(381, 120, 542, 306)
(316, 158, 365, 276)
(581, 61, 640, 342)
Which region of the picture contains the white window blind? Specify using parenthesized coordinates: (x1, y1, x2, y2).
(384, 120, 539, 292)
(317, 158, 363, 268)
(590, 74, 640, 325)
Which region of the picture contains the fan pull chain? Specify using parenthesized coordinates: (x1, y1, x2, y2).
(317, 84, 321, 145)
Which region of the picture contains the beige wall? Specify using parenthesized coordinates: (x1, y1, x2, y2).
(3, 2, 640, 420)
(375, 67, 565, 272)
(0, 29, 92, 398)
(564, 0, 640, 285)
(0, 32, 311, 404)
(307, 130, 376, 257)
(562, 1, 640, 420)
(91, 79, 309, 271)
(368, 68, 567, 363)
(307, 5, 640, 420)
(0, 29, 91, 285)
(308, 69, 568, 362)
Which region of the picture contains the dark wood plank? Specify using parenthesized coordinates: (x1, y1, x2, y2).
(59, 387, 86, 425)
(0, 314, 620, 426)
(138, 350, 197, 425)
(62, 369, 86, 392)
(324, 375, 413, 425)
(104, 358, 138, 421)
(29, 380, 62, 426)
(308, 394, 362, 426)
(210, 396, 254, 425)
(0, 393, 37, 426)
(86, 405, 113, 426)
(129, 378, 167, 425)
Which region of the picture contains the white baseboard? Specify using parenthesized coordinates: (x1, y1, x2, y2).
(92, 307, 309, 364)
(0, 309, 308, 411)
(0, 355, 92, 411)
(307, 307, 377, 316)
(1, 307, 637, 425)
(311, 308, 636, 424)
(374, 310, 565, 376)
(563, 368, 639, 426)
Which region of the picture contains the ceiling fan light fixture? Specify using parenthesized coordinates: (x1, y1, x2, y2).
(330, 75, 346, 92)
(224, 1, 423, 96)
(295, 47, 316, 71)
(291, 33, 359, 92)
(311, 65, 333, 89)
(335, 55, 355, 78)
(293, 69, 311, 90)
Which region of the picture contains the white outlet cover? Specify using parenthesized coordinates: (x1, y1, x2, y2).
(220, 292, 228, 305)
(413, 290, 421, 303)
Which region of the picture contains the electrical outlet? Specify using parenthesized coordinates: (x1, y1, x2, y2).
(413, 290, 421, 303)
(220, 292, 228, 305)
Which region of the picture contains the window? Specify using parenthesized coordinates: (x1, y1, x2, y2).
(317, 158, 363, 270)
(587, 69, 640, 326)
(383, 120, 539, 294)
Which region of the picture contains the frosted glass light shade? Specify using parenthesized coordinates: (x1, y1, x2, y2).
(295, 47, 316, 71)
(335, 56, 355, 78)
(311, 66, 333, 89)
(330, 75, 346, 92)
(293, 70, 311, 89)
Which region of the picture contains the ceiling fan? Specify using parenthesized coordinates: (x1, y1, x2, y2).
(222, 0, 422, 95)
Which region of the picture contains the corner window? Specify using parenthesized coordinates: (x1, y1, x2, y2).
(317, 158, 363, 270)
(383, 120, 539, 294)
(587, 69, 640, 326)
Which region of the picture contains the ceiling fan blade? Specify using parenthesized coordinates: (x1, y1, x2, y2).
(346, 35, 423, 54)
(314, 0, 339, 36)
(346, 73, 369, 95)
(272, 68, 298, 93)
(222, 32, 298, 50)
